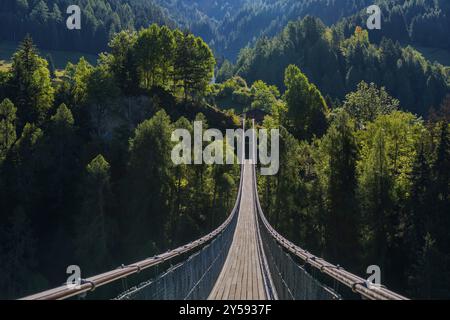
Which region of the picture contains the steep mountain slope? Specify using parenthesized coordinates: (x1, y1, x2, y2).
(234, 16, 449, 115)
(2, 0, 449, 62)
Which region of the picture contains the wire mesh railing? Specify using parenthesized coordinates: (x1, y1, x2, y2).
(251, 161, 408, 300)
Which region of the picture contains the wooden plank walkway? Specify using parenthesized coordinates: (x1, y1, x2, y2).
(208, 162, 267, 300)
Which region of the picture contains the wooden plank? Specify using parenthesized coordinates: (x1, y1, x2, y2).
(208, 162, 267, 300)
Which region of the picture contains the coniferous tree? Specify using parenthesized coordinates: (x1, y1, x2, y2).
(0, 207, 36, 299)
(174, 32, 215, 102)
(0, 98, 17, 163)
(135, 24, 163, 89)
(127, 110, 174, 256)
(343, 81, 399, 128)
(9, 36, 54, 127)
(107, 30, 139, 96)
(320, 111, 360, 268)
(75, 154, 112, 274)
(283, 64, 328, 140)
(45, 53, 56, 79)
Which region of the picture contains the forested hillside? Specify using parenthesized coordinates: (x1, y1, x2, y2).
(0, 26, 240, 299)
(233, 17, 449, 116)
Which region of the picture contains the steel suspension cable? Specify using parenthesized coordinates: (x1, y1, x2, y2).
(251, 161, 408, 300)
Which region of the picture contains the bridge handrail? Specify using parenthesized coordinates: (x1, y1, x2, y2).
(251, 163, 408, 301)
(21, 123, 247, 301)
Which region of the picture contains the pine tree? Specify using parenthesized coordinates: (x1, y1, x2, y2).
(75, 154, 112, 274)
(343, 81, 399, 128)
(431, 122, 450, 248)
(45, 53, 56, 79)
(107, 30, 139, 96)
(319, 111, 360, 267)
(169, 116, 194, 245)
(406, 144, 432, 252)
(127, 110, 174, 255)
(86, 64, 119, 139)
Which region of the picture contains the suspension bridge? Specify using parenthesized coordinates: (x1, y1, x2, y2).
(21, 121, 408, 301)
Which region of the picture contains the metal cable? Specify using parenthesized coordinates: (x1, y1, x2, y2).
(251, 162, 408, 300)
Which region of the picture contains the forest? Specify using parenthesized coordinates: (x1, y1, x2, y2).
(0, 26, 239, 299)
(256, 70, 450, 298)
(0, 0, 175, 53)
(232, 17, 449, 116)
(0, 0, 449, 300)
(2, 1, 450, 61)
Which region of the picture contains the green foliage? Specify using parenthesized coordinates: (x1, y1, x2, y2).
(85, 64, 120, 138)
(358, 112, 424, 202)
(259, 90, 449, 297)
(216, 59, 234, 83)
(1, 4, 449, 299)
(317, 110, 360, 267)
(135, 24, 169, 89)
(155, 0, 375, 60)
(343, 81, 399, 128)
(0, 31, 236, 298)
(2, 0, 449, 65)
(173, 31, 215, 101)
(337, 0, 450, 51)
(127, 110, 178, 253)
(107, 30, 139, 95)
(0, 98, 17, 162)
(51, 103, 74, 127)
(283, 64, 328, 140)
(258, 125, 301, 242)
(45, 53, 56, 79)
(103, 25, 215, 102)
(212, 76, 285, 118)
(249, 80, 280, 113)
(0, 0, 175, 54)
(213, 76, 251, 108)
(75, 154, 112, 273)
(9, 36, 54, 126)
(235, 16, 449, 116)
(0, 207, 36, 299)
(63, 57, 94, 105)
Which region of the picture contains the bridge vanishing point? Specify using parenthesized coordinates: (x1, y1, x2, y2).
(22, 121, 408, 301)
